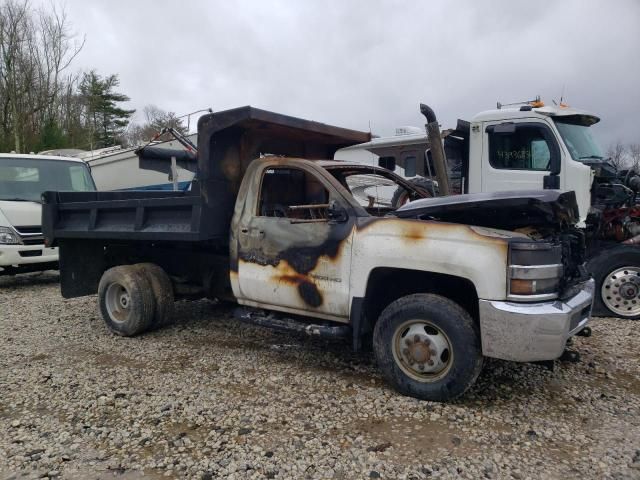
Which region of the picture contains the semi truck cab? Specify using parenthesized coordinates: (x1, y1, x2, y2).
(468, 104, 597, 223)
(0, 153, 95, 276)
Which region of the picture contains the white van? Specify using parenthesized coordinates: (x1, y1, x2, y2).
(0, 153, 96, 276)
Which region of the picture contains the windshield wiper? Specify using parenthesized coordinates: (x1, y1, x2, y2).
(578, 155, 604, 160)
(0, 198, 41, 203)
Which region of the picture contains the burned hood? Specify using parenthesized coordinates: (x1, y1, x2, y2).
(393, 190, 580, 230)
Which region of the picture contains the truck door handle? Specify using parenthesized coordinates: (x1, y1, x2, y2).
(240, 228, 264, 238)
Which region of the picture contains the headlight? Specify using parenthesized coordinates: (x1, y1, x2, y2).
(508, 241, 563, 301)
(0, 226, 22, 245)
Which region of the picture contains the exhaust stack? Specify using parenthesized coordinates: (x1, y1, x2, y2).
(420, 104, 450, 197)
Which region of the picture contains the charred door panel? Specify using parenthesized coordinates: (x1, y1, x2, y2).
(234, 162, 355, 319)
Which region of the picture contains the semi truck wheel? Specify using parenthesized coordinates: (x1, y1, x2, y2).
(373, 293, 483, 402)
(588, 245, 640, 319)
(391, 177, 438, 208)
(98, 265, 155, 336)
(135, 263, 174, 328)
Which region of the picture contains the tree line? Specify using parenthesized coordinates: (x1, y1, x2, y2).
(606, 141, 640, 172)
(0, 0, 185, 154)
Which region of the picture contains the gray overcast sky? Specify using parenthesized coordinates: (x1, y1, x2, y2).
(49, 0, 640, 146)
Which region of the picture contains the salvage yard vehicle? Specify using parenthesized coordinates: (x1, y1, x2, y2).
(335, 99, 640, 319)
(43, 106, 594, 402)
(0, 153, 95, 276)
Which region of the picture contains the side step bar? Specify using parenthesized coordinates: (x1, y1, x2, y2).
(234, 307, 351, 340)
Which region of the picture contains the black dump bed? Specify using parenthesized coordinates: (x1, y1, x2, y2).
(41, 189, 204, 242)
(43, 106, 370, 246)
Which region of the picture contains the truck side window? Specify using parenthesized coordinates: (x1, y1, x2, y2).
(489, 125, 552, 171)
(378, 156, 396, 171)
(403, 156, 417, 177)
(258, 167, 329, 220)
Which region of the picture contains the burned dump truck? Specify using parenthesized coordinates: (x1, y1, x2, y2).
(42, 106, 594, 402)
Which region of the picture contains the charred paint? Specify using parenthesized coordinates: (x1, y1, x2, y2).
(356, 216, 511, 255)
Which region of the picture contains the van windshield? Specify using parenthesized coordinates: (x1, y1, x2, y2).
(553, 118, 603, 162)
(0, 158, 95, 202)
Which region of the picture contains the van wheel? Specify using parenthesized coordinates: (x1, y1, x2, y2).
(373, 293, 483, 402)
(588, 245, 640, 319)
(98, 265, 155, 336)
(135, 263, 174, 328)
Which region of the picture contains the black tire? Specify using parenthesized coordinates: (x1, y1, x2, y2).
(98, 265, 155, 336)
(373, 293, 483, 402)
(391, 177, 438, 208)
(135, 263, 174, 328)
(588, 245, 640, 319)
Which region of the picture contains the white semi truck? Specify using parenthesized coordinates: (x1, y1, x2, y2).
(0, 153, 96, 276)
(335, 100, 640, 319)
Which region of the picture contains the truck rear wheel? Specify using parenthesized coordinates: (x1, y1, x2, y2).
(98, 265, 155, 336)
(135, 263, 174, 328)
(373, 293, 483, 402)
(588, 245, 640, 319)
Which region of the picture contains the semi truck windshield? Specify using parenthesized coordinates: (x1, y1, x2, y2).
(554, 119, 604, 161)
(0, 158, 95, 202)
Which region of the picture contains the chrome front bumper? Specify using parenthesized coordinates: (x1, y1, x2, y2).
(478, 279, 594, 362)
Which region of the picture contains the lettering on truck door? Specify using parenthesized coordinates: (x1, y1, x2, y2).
(235, 162, 354, 320)
(481, 120, 561, 193)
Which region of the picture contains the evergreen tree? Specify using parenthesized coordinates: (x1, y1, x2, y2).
(79, 70, 135, 149)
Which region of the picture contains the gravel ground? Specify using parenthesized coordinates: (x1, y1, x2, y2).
(1, 272, 639, 480)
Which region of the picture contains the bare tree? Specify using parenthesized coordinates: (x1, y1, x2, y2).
(629, 143, 640, 173)
(606, 141, 628, 170)
(0, 0, 84, 152)
(122, 105, 188, 147)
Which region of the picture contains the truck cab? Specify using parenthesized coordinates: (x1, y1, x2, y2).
(0, 153, 96, 276)
(468, 104, 598, 223)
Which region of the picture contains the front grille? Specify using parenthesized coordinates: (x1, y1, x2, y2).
(14, 225, 41, 234)
(21, 237, 44, 245)
(14, 226, 44, 245)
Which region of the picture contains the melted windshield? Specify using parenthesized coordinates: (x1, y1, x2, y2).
(0, 158, 95, 202)
(554, 118, 603, 161)
(327, 166, 427, 215)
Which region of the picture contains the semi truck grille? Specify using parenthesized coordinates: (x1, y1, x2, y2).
(14, 225, 41, 234)
(14, 226, 44, 246)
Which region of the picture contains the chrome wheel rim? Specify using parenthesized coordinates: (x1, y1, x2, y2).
(105, 282, 132, 323)
(392, 319, 453, 382)
(602, 266, 640, 317)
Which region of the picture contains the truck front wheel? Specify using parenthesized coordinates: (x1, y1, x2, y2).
(589, 245, 640, 319)
(98, 265, 155, 336)
(373, 293, 483, 402)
